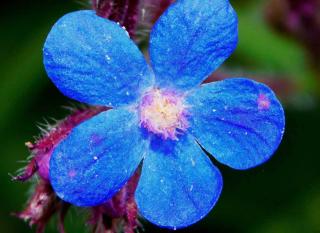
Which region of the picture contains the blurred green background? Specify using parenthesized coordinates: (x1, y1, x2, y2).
(1, 0, 319, 232)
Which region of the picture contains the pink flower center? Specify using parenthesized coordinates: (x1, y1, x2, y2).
(139, 88, 189, 140)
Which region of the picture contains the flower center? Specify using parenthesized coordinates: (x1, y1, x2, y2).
(139, 88, 189, 140)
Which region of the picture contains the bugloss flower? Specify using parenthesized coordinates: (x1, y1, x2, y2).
(44, 0, 285, 229)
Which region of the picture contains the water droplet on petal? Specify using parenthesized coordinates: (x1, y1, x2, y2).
(191, 158, 196, 167)
(57, 192, 65, 199)
(105, 55, 111, 61)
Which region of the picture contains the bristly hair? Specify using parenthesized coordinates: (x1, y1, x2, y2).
(12, 105, 108, 182)
(92, 0, 140, 38)
(91, 0, 175, 43)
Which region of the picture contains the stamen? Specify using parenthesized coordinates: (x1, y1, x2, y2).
(139, 88, 189, 140)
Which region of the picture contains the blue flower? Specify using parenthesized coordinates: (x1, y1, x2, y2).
(44, 0, 285, 229)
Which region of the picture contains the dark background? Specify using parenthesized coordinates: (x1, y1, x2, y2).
(1, 0, 319, 232)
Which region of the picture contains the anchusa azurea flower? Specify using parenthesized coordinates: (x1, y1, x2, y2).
(20, 0, 285, 231)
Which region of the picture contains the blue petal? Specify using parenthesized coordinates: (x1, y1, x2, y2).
(49, 109, 147, 206)
(149, 0, 238, 90)
(44, 10, 153, 107)
(135, 134, 222, 229)
(186, 78, 285, 170)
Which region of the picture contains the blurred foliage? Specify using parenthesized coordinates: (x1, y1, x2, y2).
(0, 0, 319, 233)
